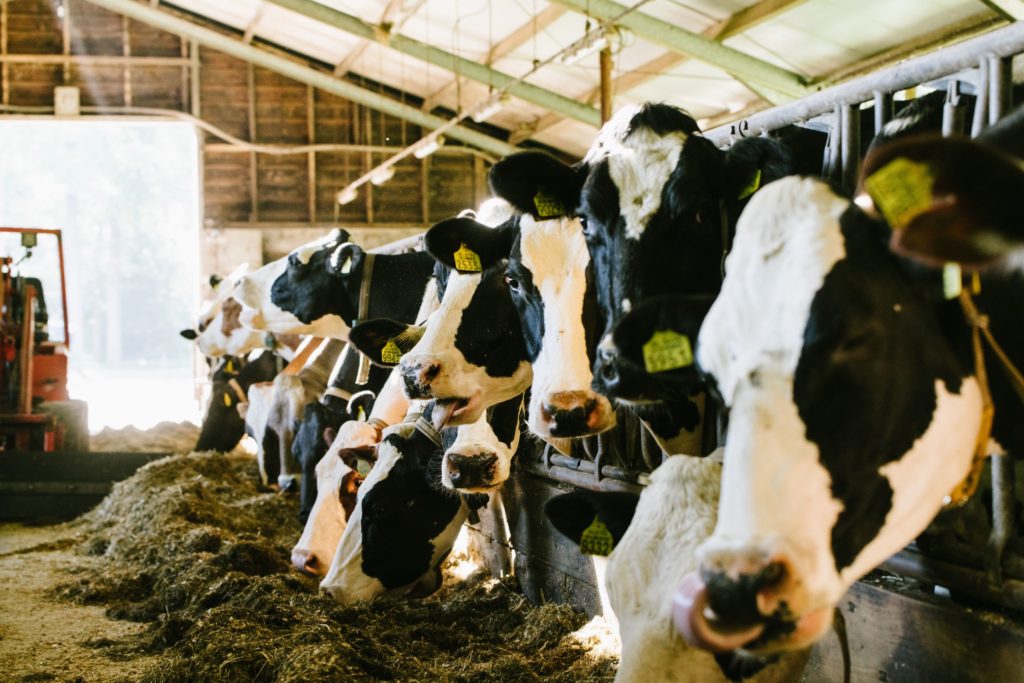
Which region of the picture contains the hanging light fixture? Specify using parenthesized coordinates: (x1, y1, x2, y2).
(414, 136, 445, 159)
(370, 165, 396, 186)
(472, 94, 509, 123)
(336, 187, 358, 205)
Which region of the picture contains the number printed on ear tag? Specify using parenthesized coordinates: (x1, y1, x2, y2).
(381, 339, 403, 364)
(453, 243, 482, 272)
(642, 330, 694, 374)
(356, 459, 373, 477)
(580, 516, 614, 556)
(534, 191, 566, 218)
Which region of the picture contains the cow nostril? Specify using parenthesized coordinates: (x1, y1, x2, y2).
(600, 361, 618, 383)
(305, 555, 318, 571)
(423, 363, 440, 382)
(703, 561, 787, 627)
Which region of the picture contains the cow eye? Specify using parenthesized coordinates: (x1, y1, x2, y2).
(504, 274, 521, 291)
(580, 216, 590, 234)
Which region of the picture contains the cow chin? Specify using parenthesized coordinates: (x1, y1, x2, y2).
(528, 390, 616, 439)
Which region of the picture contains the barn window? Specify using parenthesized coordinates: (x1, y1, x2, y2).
(0, 120, 200, 431)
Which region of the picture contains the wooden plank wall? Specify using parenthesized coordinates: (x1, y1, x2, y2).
(0, 0, 492, 233)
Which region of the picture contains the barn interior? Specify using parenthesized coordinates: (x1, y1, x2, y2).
(1, 0, 1023, 681)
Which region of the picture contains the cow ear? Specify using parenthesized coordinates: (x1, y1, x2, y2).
(327, 242, 363, 278)
(722, 137, 794, 203)
(323, 426, 337, 447)
(349, 318, 424, 367)
(544, 491, 640, 554)
(489, 151, 584, 219)
(180, 328, 198, 340)
(425, 216, 514, 272)
(337, 445, 376, 472)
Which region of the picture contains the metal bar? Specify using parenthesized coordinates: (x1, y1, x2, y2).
(825, 104, 841, 184)
(988, 54, 1011, 125)
(941, 81, 961, 137)
(873, 90, 892, 136)
(523, 460, 645, 495)
(705, 21, 1024, 144)
(989, 454, 1016, 586)
(550, 0, 810, 101)
(264, 0, 600, 126)
(839, 103, 860, 196)
(972, 57, 990, 137)
(80, 0, 520, 158)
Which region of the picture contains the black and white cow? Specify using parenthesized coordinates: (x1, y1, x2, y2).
(234, 228, 436, 340)
(671, 175, 1024, 653)
(293, 342, 390, 523)
(545, 454, 809, 682)
(319, 399, 520, 601)
(194, 350, 284, 453)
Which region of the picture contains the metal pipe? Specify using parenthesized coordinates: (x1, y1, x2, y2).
(839, 103, 860, 196)
(551, 0, 810, 101)
(988, 54, 1010, 125)
(265, 0, 600, 127)
(873, 90, 892, 135)
(825, 104, 841, 185)
(989, 454, 1017, 587)
(705, 21, 1024, 144)
(882, 549, 1024, 611)
(599, 46, 613, 124)
(971, 57, 990, 138)
(522, 460, 645, 495)
(80, 0, 520, 158)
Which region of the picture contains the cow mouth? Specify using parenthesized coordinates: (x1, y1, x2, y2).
(673, 573, 830, 654)
(433, 393, 482, 428)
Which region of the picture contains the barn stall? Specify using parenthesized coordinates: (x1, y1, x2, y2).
(0, 1, 1023, 681)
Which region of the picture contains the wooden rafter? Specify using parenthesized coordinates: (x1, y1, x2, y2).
(513, 0, 811, 142)
(333, 0, 428, 76)
(421, 4, 567, 112)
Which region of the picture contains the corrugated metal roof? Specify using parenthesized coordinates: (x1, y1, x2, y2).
(160, 0, 1006, 157)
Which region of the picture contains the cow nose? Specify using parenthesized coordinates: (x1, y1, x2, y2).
(401, 361, 441, 399)
(291, 549, 321, 576)
(540, 391, 602, 437)
(447, 453, 497, 489)
(702, 559, 788, 629)
(277, 474, 300, 494)
(594, 352, 620, 390)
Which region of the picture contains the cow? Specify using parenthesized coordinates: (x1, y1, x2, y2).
(292, 342, 391, 523)
(669, 174, 1023, 653)
(194, 350, 286, 453)
(319, 398, 520, 600)
(856, 104, 1024, 270)
(243, 338, 345, 490)
(545, 454, 809, 682)
(234, 228, 436, 340)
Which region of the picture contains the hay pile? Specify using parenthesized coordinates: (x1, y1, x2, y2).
(90, 421, 202, 453)
(56, 449, 618, 682)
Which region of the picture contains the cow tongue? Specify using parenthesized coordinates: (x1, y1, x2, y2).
(432, 399, 465, 430)
(672, 573, 765, 653)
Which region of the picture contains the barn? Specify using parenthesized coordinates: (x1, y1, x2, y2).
(0, 0, 1022, 680)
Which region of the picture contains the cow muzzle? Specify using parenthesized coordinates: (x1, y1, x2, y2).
(444, 452, 498, 491)
(534, 390, 615, 438)
(400, 359, 442, 399)
(673, 550, 830, 653)
(291, 548, 324, 577)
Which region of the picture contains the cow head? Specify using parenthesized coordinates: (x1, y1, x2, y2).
(440, 393, 524, 493)
(320, 401, 486, 603)
(291, 421, 377, 577)
(235, 229, 359, 337)
(484, 151, 615, 438)
(677, 176, 983, 653)
(856, 132, 1024, 270)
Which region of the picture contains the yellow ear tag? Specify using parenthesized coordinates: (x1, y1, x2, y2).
(223, 393, 232, 407)
(356, 459, 373, 477)
(453, 243, 482, 272)
(356, 405, 366, 422)
(533, 191, 566, 218)
(381, 339, 403, 364)
(225, 360, 235, 373)
(942, 263, 962, 300)
(863, 157, 934, 229)
(642, 330, 694, 374)
(579, 516, 614, 556)
(737, 168, 762, 200)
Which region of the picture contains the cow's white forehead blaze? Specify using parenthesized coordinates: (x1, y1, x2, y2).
(698, 177, 848, 403)
(583, 105, 687, 242)
(519, 215, 592, 403)
(294, 228, 344, 265)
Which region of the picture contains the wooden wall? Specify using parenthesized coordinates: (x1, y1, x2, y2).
(0, 0, 492, 235)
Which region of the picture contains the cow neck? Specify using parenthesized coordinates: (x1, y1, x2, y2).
(946, 278, 1024, 508)
(323, 343, 355, 404)
(302, 338, 346, 388)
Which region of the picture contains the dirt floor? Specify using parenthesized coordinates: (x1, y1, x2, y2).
(0, 424, 619, 683)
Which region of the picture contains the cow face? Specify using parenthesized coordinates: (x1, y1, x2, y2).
(320, 402, 486, 603)
(440, 394, 523, 493)
(680, 177, 982, 653)
(235, 229, 357, 337)
(482, 152, 614, 438)
(291, 423, 377, 577)
(195, 297, 266, 358)
(384, 219, 530, 426)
